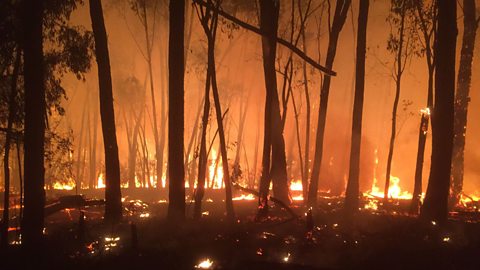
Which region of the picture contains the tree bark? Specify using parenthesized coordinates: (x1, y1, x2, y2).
(345, 0, 369, 214)
(21, 0, 46, 249)
(89, 0, 122, 223)
(451, 0, 478, 207)
(420, 0, 457, 224)
(167, 0, 185, 222)
(308, 0, 351, 206)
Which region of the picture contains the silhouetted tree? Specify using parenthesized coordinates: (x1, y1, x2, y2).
(345, 0, 369, 214)
(89, 0, 122, 223)
(258, 0, 290, 215)
(21, 0, 47, 249)
(167, 0, 185, 221)
(1, 48, 20, 248)
(308, 0, 351, 206)
(420, 0, 457, 224)
(451, 0, 479, 207)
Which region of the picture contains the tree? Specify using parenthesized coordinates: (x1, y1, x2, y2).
(1, 48, 20, 249)
(345, 0, 369, 214)
(410, 0, 436, 214)
(308, 0, 351, 206)
(89, 0, 122, 223)
(420, 0, 457, 224)
(167, 0, 185, 221)
(451, 0, 479, 207)
(383, 0, 409, 203)
(21, 0, 47, 249)
(258, 0, 290, 215)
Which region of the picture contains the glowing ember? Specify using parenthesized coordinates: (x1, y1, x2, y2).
(104, 236, 120, 251)
(195, 258, 214, 269)
(97, 173, 106, 189)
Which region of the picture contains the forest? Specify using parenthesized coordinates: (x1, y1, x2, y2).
(1, 0, 480, 269)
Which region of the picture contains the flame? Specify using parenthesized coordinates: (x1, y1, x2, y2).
(97, 173, 106, 189)
(195, 258, 214, 269)
(52, 179, 75, 190)
(209, 149, 224, 189)
(420, 107, 431, 116)
(232, 194, 256, 201)
(290, 179, 303, 191)
(459, 192, 480, 207)
(364, 175, 412, 199)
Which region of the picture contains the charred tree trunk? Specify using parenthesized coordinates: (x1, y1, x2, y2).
(308, 0, 351, 206)
(451, 0, 478, 207)
(345, 0, 369, 214)
(420, 0, 457, 224)
(1, 48, 20, 248)
(167, 0, 185, 221)
(258, 0, 290, 212)
(21, 0, 46, 249)
(89, 0, 122, 223)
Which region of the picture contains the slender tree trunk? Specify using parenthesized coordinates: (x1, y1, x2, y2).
(451, 0, 478, 207)
(89, 0, 122, 223)
(76, 105, 87, 192)
(420, 0, 457, 224)
(345, 0, 369, 214)
(384, 2, 407, 203)
(308, 0, 351, 206)
(410, 2, 435, 214)
(167, 0, 185, 221)
(21, 0, 46, 249)
(89, 97, 99, 190)
(1, 48, 20, 248)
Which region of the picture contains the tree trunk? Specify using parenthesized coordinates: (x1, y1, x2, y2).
(89, 0, 122, 223)
(258, 0, 290, 212)
(345, 0, 369, 214)
(167, 0, 185, 222)
(1, 48, 20, 248)
(21, 0, 46, 249)
(451, 0, 478, 207)
(308, 0, 351, 206)
(384, 2, 407, 204)
(420, 0, 457, 224)
(410, 2, 435, 214)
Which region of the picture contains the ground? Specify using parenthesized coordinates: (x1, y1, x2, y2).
(2, 193, 480, 269)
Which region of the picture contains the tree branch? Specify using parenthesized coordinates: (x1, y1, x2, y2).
(193, 0, 336, 76)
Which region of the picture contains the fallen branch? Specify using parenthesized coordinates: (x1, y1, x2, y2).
(193, 0, 336, 76)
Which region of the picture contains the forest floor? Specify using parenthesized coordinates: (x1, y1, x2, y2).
(2, 194, 480, 269)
